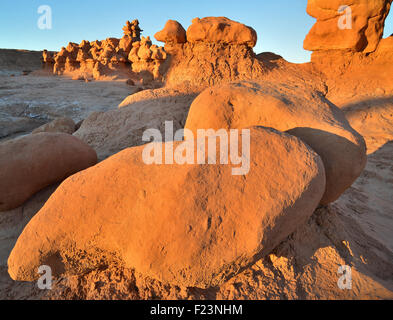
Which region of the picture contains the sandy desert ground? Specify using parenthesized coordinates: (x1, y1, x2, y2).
(1, 3, 393, 300)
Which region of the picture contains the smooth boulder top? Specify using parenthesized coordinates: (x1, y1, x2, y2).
(8, 127, 325, 288)
(154, 20, 187, 44)
(0, 133, 97, 212)
(186, 17, 258, 47)
(184, 80, 367, 205)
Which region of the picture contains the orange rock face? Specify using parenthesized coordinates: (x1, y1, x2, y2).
(304, 0, 392, 53)
(376, 34, 393, 51)
(155, 20, 187, 44)
(0, 133, 97, 212)
(184, 81, 367, 205)
(8, 127, 325, 288)
(43, 16, 262, 85)
(154, 18, 264, 89)
(187, 17, 257, 47)
(43, 19, 167, 83)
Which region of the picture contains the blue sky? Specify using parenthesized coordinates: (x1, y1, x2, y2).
(1, 0, 392, 63)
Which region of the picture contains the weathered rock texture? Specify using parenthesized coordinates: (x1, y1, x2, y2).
(8, 127, 326, 288)
(186, 17, 257, 47)
(308, 34, 393, 108)
(0, 49, 43, 74)
(344, 96, 393, 153)
(43, 20, 167, 82)
(155, 17, 264, 89)
(43, 16, 265, 86)
(75, 87, 199, 160)
(128, 36, 167, 83)
(32, 117, 76, 135)
(154, 20, 187, 44)
(0, 133, 97, 211)
(304, 0, 393, 53)
(185, 81, 367, 205)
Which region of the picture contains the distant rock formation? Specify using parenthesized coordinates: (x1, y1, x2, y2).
(302, 0, 393, 106)
(154, 20, 187, 44)
(155, 17, 265, 89)
(187, 17, 257, 47)
(128, 36, 167, 83)
(304, 0, 392, 53)
(42, 20, 167, 83)
(43, 17, 266, 87)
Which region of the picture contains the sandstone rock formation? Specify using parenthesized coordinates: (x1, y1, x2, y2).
(128, 36, 167, 82)
(43, 20, 167, 83)
(187, 17, 257, 47)
(377, 34, 393, 51)
(122, 19, 142, 40)
(154, 17, 264, 89)
(154, 20, 187, 44)
(44, 16, 265, 86)
(184, 81, 367, 205)
(344, 96, 393, 154)
(41, 50, 55, 71)
(75, 87, 199, 160)
(32, 117, 76, 135)
(302, 0, 393, 105)
(304, 0, 392, 53)
(0, 133, 97, 211)
(8, 127, 326, 288)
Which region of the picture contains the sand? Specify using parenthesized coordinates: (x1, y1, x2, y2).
(0, 51, 138, 143)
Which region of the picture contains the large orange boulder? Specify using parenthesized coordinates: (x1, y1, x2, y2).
(0, 133, 97, 211)
(304, 0, 392, 53)
(184, 81, 367, 205)
(187, 17, 257, 47)
(8, 127, 325, 288)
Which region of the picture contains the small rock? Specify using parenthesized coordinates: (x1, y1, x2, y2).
(126, 79, 135, 86)
(32, 117, 76, 135)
